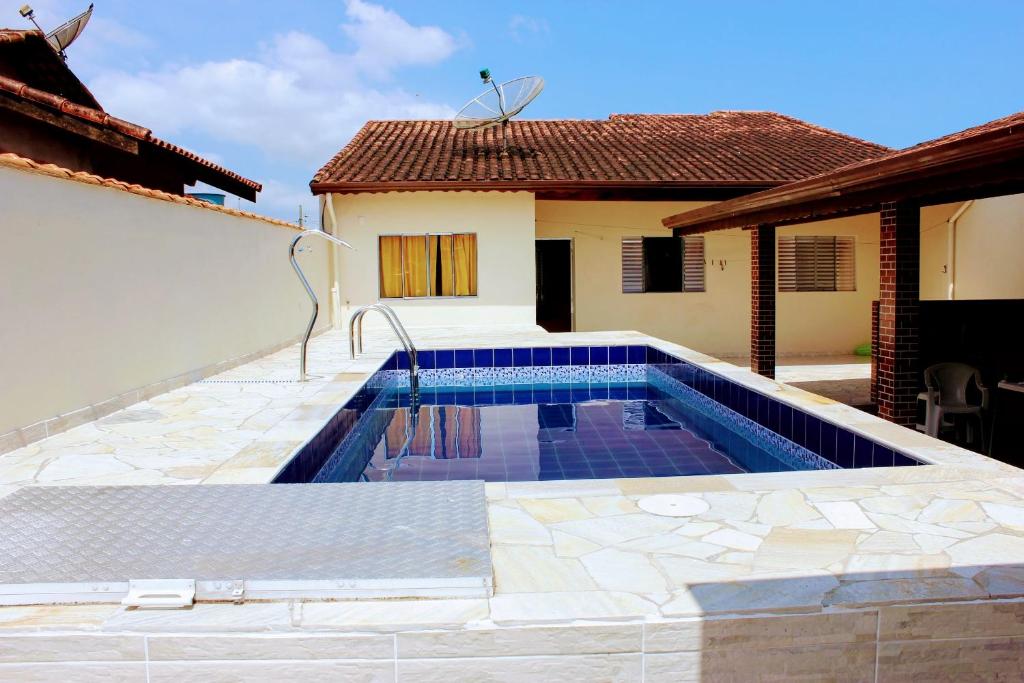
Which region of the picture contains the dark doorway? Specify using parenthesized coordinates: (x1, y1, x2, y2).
(535, 239, 572, 332)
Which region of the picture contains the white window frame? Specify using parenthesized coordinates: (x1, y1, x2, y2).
(621, 236, 705, 293)
(377, 232, 478, 300)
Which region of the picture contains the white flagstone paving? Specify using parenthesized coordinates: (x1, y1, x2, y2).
(1, 325, 1024, 679)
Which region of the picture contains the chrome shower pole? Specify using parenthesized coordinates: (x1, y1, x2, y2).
(289, 229, 354, 382)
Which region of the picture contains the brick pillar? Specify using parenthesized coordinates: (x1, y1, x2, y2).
(877, 201, 920, 426)
(870, 300, 880, 405)
(750, 224, 776, 379)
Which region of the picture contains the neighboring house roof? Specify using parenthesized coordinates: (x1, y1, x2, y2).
(0, 152, 293, 230)
(0, 29, 101, 109)
(0, 28, 260, 200)
(311, 112, 890, 198)
(663, 110, 1024, 234)
(0, 73, 262, 199)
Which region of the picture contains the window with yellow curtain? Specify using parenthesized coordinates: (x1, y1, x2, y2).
(429, 234, 455, 296)
(378, 236, 404, 298)
(402, 235, 429, 297)
(378, 233, 477, 298)
(453, 233, 477, 296)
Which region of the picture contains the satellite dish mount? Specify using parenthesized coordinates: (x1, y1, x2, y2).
(19, 3, 94, 61)
(453, 68, 544, 152)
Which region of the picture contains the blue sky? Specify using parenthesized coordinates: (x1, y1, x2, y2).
(6, 0, 1023, 221)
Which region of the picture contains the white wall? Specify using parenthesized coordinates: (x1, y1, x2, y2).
(537, 201, 880, 356)
(328, 191, 536, 327)
(920, 194, 1024, 300)
(0, 165, 331, 436)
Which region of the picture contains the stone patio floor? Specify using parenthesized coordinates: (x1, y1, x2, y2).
(1, 326, 1024, 680)
(720, 353, 872, 407)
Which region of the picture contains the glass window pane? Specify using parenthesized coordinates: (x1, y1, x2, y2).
(402, 235, 429, 297)
(453, 234, 478, 296)
(642, 237, 683, 292)
(378, 236, 404, 298)
(429, 234, 455, 296)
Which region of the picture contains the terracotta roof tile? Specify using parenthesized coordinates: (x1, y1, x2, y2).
(0, 29, 101, 110)
(790, 109, 1024, 182)
(662, 109, 1024, 232)
(0, 73, 261, 193)
(312, 112, 890, 192)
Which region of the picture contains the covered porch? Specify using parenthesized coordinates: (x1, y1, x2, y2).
(664, 112, 1024, 462)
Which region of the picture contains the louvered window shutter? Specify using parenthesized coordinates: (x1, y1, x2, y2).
(778, 235, 856, 292)
(682, 236, 706, 292)
(621, 238, 644, 293)
(835, 236, 856, 291)
(795, 236, 820, 291)
(778, 236, 797, 291)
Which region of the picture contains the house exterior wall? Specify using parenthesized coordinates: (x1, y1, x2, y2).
(327, 191, 536, 328)
(775, 216, 881, 354)
(537, 201, 881, 356)
(322, 190, 1021, 359)
(919, 194, 1024, 300)
(0, 165, 331, 438)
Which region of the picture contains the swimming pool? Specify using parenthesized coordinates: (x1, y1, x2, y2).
(274, 345, 923, 484)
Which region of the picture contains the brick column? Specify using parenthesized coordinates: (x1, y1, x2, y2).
(750, 224, 776, 379)
(877, 201, 920, 426)
(870, 300, 880, 406)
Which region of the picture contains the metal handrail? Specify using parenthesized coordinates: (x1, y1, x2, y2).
(350, 303, 413, 358)
(289, 229, 354, 382)
(348, 303, 419, 393)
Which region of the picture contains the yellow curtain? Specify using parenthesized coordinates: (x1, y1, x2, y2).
(378, 236, 404, 298)
(453, 233, 478, 296)
(402, 235, 428, 297)
(429, 234, 455, 296)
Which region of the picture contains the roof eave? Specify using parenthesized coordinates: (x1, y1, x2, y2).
(663, 118, 1024, 234)
(309, 179, 782, 195)
(0, 74, 261, 200)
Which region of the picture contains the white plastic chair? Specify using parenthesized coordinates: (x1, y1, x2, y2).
(922, 363, 989, 448)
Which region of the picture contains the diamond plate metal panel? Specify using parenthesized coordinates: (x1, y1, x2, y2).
(0, 482, 491, 603)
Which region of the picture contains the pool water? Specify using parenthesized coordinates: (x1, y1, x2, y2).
(313, 382, 805, 483)
(277, 344, 923, 485)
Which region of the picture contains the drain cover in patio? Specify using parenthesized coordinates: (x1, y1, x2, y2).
(0, 481, 491, 605)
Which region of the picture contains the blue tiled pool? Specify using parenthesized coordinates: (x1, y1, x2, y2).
(274, 345, 924, 484)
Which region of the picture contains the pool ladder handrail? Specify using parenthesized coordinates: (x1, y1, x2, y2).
(290, 229, 355, 382)
(348, 303, 419, 394)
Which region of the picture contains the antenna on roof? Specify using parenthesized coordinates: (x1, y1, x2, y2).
(18, 3, 93, 61)
(453, 69, 544, 151)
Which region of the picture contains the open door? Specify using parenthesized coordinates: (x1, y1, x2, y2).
(535, 239, 573, 332)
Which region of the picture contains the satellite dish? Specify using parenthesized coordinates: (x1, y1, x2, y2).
(453, 69, 544, 150)
(18, 3, 93, 60)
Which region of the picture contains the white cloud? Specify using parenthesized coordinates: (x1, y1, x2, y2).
(81, 1, 459, 216)
(508, 15, 550, 42)
(89, 2, 457, 166)
(342, 0, 457, 78)
(242, 178, 322, 222)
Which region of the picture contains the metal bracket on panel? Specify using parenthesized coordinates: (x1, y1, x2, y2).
(194, 579, 246, 603)
(121, 579, 196, 609)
